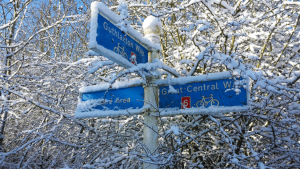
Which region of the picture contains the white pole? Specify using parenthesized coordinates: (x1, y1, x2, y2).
(143, 16, 162, 169)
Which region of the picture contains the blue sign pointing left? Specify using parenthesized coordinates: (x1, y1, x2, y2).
(81, 85, 144, 111)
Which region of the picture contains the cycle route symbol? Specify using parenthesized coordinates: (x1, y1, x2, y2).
(195, 94, 219, 108)
(113, 43, 128, 60)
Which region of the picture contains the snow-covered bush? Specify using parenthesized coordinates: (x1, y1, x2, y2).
(1, 0, 300, 168)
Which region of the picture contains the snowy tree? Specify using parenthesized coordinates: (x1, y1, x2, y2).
(84, 0, 300, 168)
(0, 0, 98, 168)
(1, 0, 300, 168)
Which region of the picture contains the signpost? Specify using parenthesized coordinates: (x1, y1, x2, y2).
(75, 75, 249, 118)
(77, 2, 249, 169)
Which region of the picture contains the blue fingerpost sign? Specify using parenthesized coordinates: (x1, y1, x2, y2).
(159, 78, 248, 110)
(82, 86, 144, 110)
(75, 84, 145, 118)
(89, 3, 149, 68)
(96, 13, 148, 63)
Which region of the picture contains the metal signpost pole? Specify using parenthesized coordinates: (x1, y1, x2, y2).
(143, 17, 161, 169)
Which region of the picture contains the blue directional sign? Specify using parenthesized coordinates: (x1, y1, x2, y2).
(92, 12, 148, 66)
(159, 78, 247, 110)
(81, 85, 144, 111)
(75, 74, 248, 118)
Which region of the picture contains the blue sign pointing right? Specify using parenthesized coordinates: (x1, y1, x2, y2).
(159, 78, 247, 109)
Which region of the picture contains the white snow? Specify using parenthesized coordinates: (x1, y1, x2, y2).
(156, 71, 232, 86)
(283, 2, 300, 5)
(59, 164, 72, 169)
(75, 105, 150, 118)
(168, 85, 178, 94)
(89, 2, 160, 53)
(79, 79, 144, 93)
(167, 126, 180, 135)
(231, 158, 239, 163)
(116, 1, 129, 33)
(88, 60, 115, 74)
(159, 106, 249, 116)
(142, 15, 162, 31)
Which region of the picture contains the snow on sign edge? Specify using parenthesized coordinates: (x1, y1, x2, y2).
(89, 2, 161, 69)
(76, 72, 250, 118)
(79, 79, 144, 93)
(75, 79, 146, 119)
(75, 105, 151, 118)
(157, 71, 250, 115)
(156, 71, 233, 86)
(159, 106, 249, 117)
(74, 109, 132, 119)
(79, 71, 235, 93)
(90, 2, 158, 49)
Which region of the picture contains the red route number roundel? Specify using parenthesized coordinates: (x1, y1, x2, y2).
(181, 96, 191, 109)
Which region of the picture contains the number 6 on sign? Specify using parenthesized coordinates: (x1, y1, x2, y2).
(181, 96, 191, 109)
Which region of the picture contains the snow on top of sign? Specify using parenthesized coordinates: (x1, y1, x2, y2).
(116, 1, 129, 33)
(90, 2, 160, 51)
(155, 71, 232, 86)
(75, 105, 151, 118)
(159, 106, 248, 116)
(76, 98, 106, 113)
(79, 78, 144, 93)
(142, 15, 162, 30)
(168, 85, 178, 94)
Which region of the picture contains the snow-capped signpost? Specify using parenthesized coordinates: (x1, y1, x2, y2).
(76, 2, 248, 169)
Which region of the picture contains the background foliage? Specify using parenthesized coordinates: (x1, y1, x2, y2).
(1, 0, 300, 168)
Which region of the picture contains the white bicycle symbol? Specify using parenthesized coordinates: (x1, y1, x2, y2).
(113, 43, 128, 59)
(196, 94, 219, 107)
